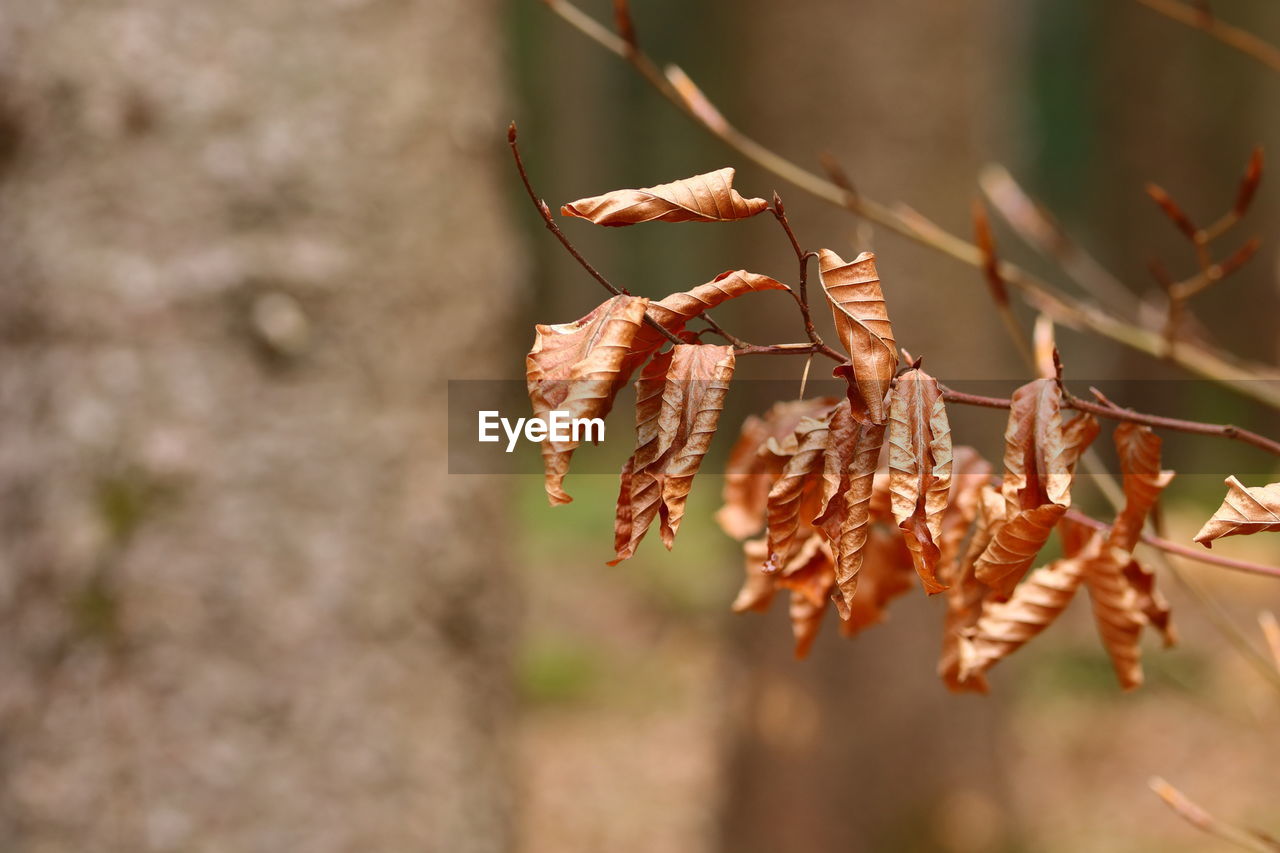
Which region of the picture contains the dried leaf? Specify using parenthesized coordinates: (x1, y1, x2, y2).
(830, 420, 886, 610)
(776, 540, 837, 659)
(1110, 423, 1175, 553)
(731, 538, 776, 613)
(1081, 540, 1147, 690)
(561, 167, 768, 226)
(716, 398, 839, 540)
(976, 379, 1092, 598)
(765, 414, 833, 571)
(1123, 557, 1176, 647)
(659, 345, 736, 546)
(939, 485, 1005, 692)
(814, 400, 859, 525)
(819, 250, 897, 424)
(1193, 476, 1280, 547)
(609, 350, 674, 563)
(527, 295, 651, 504)
(836, 530, 916, 637)
(957, 557, 1085, 684)
(936, 447, 994, 587)
(887, 367, 953, 594)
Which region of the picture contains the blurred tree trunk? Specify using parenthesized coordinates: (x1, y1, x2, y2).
(0, 2, 517, 851)
(718, 3, 1015, 851)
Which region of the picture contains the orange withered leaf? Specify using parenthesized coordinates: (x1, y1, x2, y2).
(765, 413, 834, 571)
(1193, 476, 1280, 547)
(886, 367, 953, 594)
(814, 400, 858, 525)
(561, 167, 769, 226)
(610, 349, 674, 563)
(527, 294, 651, 504)
(1123, 556, 1176, 647)
(1110, 422, 1175, 553)
(936, 446, 994, 587)
(818, 250, 897, 423)
(776, 538, 837, 659)
(939, 484, 1005, 692)
(837, 529, 917, 636)
(1080, 540, 1147, 690)
(830, 421, 886, 610)
(716, 398, 839, 540)
(975, 379, 1094, 598)
(659, 345, 736, 546)
(956, 556, 1085, 685)
(731, 538, 777, 614)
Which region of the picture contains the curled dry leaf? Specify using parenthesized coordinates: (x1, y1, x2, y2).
(1123, 556, 1176, 647)
(838, 529, 916, 637)
(830, 420, 887, 611)
(818, 250, 897, 424)
(936, 447, 994, 586)
(939, 484, 1005, 692)
(1110, 423, 1175, 553)
(765, 414, 834, 571)
(1194, 476, 1280, 547)
(975, 379, 1094, 599)
(716, 398, 839, 540)
(887, 367, 953, 594)
(611, 345, 734, 561)
(659, 345, 736, 546)
(1080, 539, 1148, 690)
(957, 556, 1085, 685)
(814, 400, 858, 525)
(561, 167, 768, 226)
(527, 294, 651, 504)
(732, 538, 776, 614)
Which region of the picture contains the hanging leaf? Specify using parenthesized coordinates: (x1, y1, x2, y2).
(660, 345, 736, 546)
(1081, 541, 1147, 690)
(814, 400, 859, 525)
(1123, 556, 1176, 647)
(731, 538, 777, 614)
(957, 556, 1085, 684)
(819, 250, 897, 424)
(765, 413, 834, 571)
(609, 350, 675, 563)
(936, 447, 994, 586)
(887, 367, 953, 594)
(716, 398, 839, 540)
(836, 529, 916, 636)
(561, 167, 769, 226)
(1110, 423, 1175, 553)
(939, 484, 1005, 692)
(975, 379, 1093, 598)
(776, 538, 837, 659)
(527, 295, 651, 504)
(1193, 476, 1280, 547)
(830, 421, 887, 610)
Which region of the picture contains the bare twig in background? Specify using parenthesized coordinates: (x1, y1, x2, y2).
(1260, 611, 1280, 671)
(1149, 777, 1280, 852)
(1135, 0, 1280, 74)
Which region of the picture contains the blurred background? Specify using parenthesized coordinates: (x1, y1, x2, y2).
(1, 0, 1278, 850)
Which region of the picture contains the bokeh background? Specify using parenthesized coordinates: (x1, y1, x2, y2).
(0, 0, 1278, 851)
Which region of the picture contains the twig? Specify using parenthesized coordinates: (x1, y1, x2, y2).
(1149, 777, 1280, 853)
(1065, 511, 1280, 581)
(1260, 611, 1280, 672)
(972, 198, 1036, 367)
(1135, 0, 1280, 74)
(771, 196, 825, 348)
(541, 0, 1280, 409)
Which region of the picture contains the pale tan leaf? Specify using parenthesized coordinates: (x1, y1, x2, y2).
(887, 367, 953, 594)
(764, 414, 834, 571)
(527, 294, 651, 504)
(1193, 476, 1280, 547)
(1110, 422, 1175, 553)
(660, 345, 736, 546)
(818, 250, 897, 423)
(957, 557, 1084, 684)
(716, 398, 839, 540)
(831, 421, 886, 610)
(561, 167, 769, 226)
(1081, 540, 1148, 690)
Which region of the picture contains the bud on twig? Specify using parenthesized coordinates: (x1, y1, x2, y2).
(1145, 183, 1200, 241)
(1234, 145, 1264, 217)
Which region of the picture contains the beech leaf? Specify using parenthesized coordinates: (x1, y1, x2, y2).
(1109, 423, 1175, 553)
(819, 250, 897, 424)
(831, 420, 887, 610)
(886, 367, 953, 594)
(526, 294, 651, 504)
(1193, 476, 1280, 547)
(765, 414, 834, 571)
(561, 167, 769, 226)
(609, 349, 674, 563)
(1081, 539, 1148, 690)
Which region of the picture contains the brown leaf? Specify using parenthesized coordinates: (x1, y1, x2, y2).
(837, 530, 917, 637)
(939, 484, 1005, 692)
(886, 367, 953, 594)
(818, 250, 897, 424)
(716, 398, 839, 540)
(975, 379, 1092, 598)
(776, 539, 837, 659)
(561, 167, 769, 226)
(1081, 539, 1147, 690)
(731, 538, 777, 614)
(527, 295, 651, 504)
(830, 421, 886, 611)
(957, 556, 1084, 684)
(936, 447, 994, 587)
(765, 414, 834, 571)
(659, 345, 736, 546)
(609, 349, 674, 563)
(1193, 476, 1280, 547)
(1123, 557, 1176, 647)
(814, 400, 859, 526)
(1110, 423, 1175, 553)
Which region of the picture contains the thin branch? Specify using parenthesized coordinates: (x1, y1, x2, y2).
(771, 197, 825, 348)
(541, 0, 1280, 408)
(1135, 0, 1280, 74)
(1065, 511, 1280, 581)
(1149, 777, 1280, 853)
